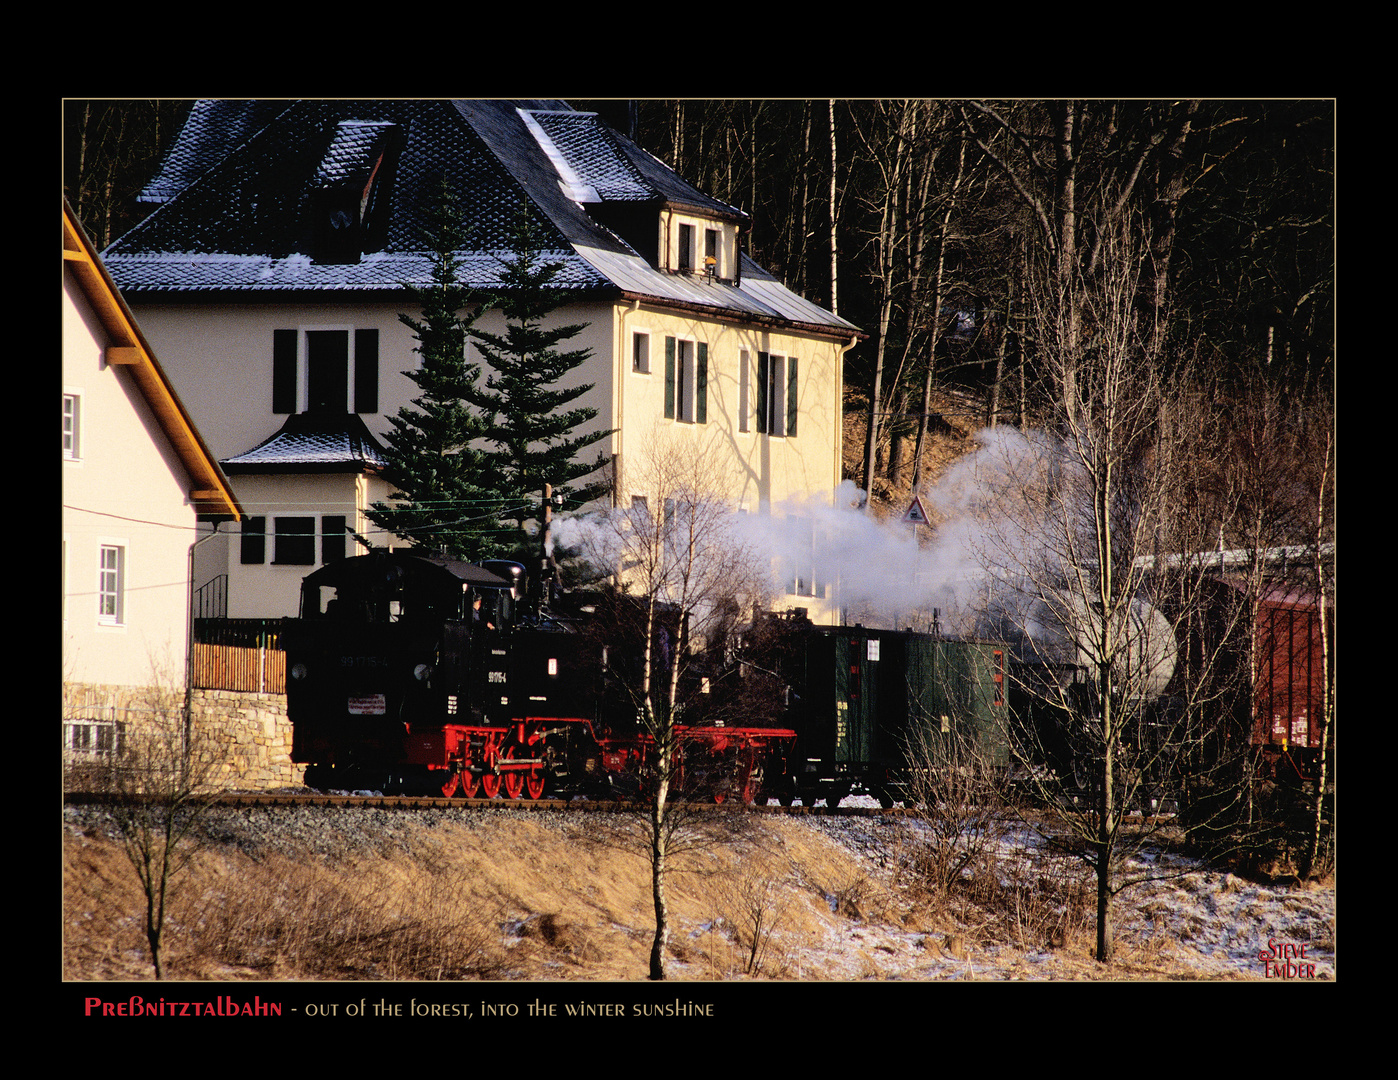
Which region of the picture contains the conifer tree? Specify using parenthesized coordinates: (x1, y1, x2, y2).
(465, 206, 611, 550)
(368, 186, 511, 560)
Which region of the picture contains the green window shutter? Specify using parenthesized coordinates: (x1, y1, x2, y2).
(696, 342, 708, 424)
(756, 352, 769, 434)
(787, 356, 798, 437)
(664, 337, 676, 419)
(272, 329, 297, 413)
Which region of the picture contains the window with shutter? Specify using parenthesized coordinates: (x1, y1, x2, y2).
(272, 328, 379, 415)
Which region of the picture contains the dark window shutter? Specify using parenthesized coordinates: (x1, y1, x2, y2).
(696, 342, 708, 424)
(272, 330, 297, 413)
(664, 337, 676, 419)
(354, 329, 378, 413)
(787, 356, 798, 437)
(240, 517, 266, 565)
(321, 515, 347, 563)
(756, 352, 769, 434)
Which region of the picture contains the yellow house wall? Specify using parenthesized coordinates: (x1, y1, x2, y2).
(610, 303, 844, 511)
(609, 302, 847, 623)
(126, 296, 845, 621)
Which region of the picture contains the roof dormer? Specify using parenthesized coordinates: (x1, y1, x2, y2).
(309, 119, 402, 265)
(662, 210, 740, 285)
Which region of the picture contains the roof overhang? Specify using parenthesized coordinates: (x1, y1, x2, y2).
(64, 199, 242, 520)
(617, 290, 868, 346)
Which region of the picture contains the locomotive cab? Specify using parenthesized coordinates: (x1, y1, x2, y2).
(284, 551, 513, 790)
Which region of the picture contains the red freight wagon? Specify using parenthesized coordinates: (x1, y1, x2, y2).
(1253, 585, 1330, 781)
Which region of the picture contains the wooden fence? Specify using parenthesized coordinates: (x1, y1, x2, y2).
(191, 619, 286, 694)
(191, 642, 286, 694)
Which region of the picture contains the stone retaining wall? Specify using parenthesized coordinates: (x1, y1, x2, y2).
(188, 688, 301, 790)
(63, 682, 301, 791)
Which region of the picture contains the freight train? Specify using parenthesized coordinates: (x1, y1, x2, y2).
(282, 548, 1327, 804)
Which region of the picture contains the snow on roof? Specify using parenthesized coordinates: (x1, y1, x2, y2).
(103, 100, 856, 338)
(221, 412, 387, 473)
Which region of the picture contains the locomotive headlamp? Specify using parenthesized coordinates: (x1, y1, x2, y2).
(291, 663, 308, 681)
(413, 663, 432, 681)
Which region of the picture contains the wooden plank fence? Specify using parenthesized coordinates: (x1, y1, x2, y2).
(191, 619, 286, 694)
(191, 642, 286, 694)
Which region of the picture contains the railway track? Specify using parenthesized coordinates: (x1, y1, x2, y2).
(63, 790, 907, 816)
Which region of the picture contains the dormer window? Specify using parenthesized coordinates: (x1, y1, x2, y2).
(678, 224, 693, 272)
(665, 212, 737, 282)
(310, 120, 401, 265)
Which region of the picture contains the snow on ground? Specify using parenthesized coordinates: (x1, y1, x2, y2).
(714, 796, 1335, 981)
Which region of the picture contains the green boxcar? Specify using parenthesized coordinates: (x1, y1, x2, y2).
(795, 627, 1008, 806)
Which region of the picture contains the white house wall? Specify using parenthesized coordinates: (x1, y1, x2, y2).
(63, 270, 200, 690)
(221, 472, 397, 618)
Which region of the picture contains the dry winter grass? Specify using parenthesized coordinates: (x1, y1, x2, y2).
(63, 810, 1333, 982)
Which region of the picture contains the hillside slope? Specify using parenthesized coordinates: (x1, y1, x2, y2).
(63, 804, 1333, 983)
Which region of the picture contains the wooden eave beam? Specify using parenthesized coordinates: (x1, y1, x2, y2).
(63, 204, 243, 520)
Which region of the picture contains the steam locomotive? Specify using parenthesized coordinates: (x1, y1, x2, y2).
(282, 549, 1009, 805)
(283, 550, 798, 802)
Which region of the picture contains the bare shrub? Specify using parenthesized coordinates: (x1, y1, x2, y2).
(727, 869, 790, 977)
(92, 672, 225, 980)
(898, 718, 1008, 920)
(187, 856, 509, 980)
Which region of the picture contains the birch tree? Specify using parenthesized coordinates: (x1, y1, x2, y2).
(564, 438, 770, 979)
(977, 218, 1245, 965)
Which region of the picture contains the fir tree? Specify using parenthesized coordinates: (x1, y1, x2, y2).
(465, 205, 612, 548)
(368, 186, 513, 560)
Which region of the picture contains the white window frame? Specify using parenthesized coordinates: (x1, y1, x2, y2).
(301, 325, 353, 415)
(786, 517, 827, 599)
(63, 389, 82, 460)
(632, 329, 651, 374)
(668, 213, 732, 278)
(97, 541, 126, 627)
(664, 335, 707, 425)
(677, 222, 694, 272)
(676, 339, 694, 423)
(277, 326, 379, 415)
(65, 719, 123, 760)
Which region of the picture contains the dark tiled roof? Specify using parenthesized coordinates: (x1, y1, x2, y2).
(138, 101, 292, 205)
(311, 119, 398, 189)
(103, 99, 858, 337)
(527, 110, 659, 203)
(109, 99, 584, 269)
(221, 412, 387, 474)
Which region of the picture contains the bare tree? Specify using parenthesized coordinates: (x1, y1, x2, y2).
(1298, 392, 1335, 880)
(98, 672, 225, 980)
(560, 437, 772, 979)
(966, 217, 1254, 964)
